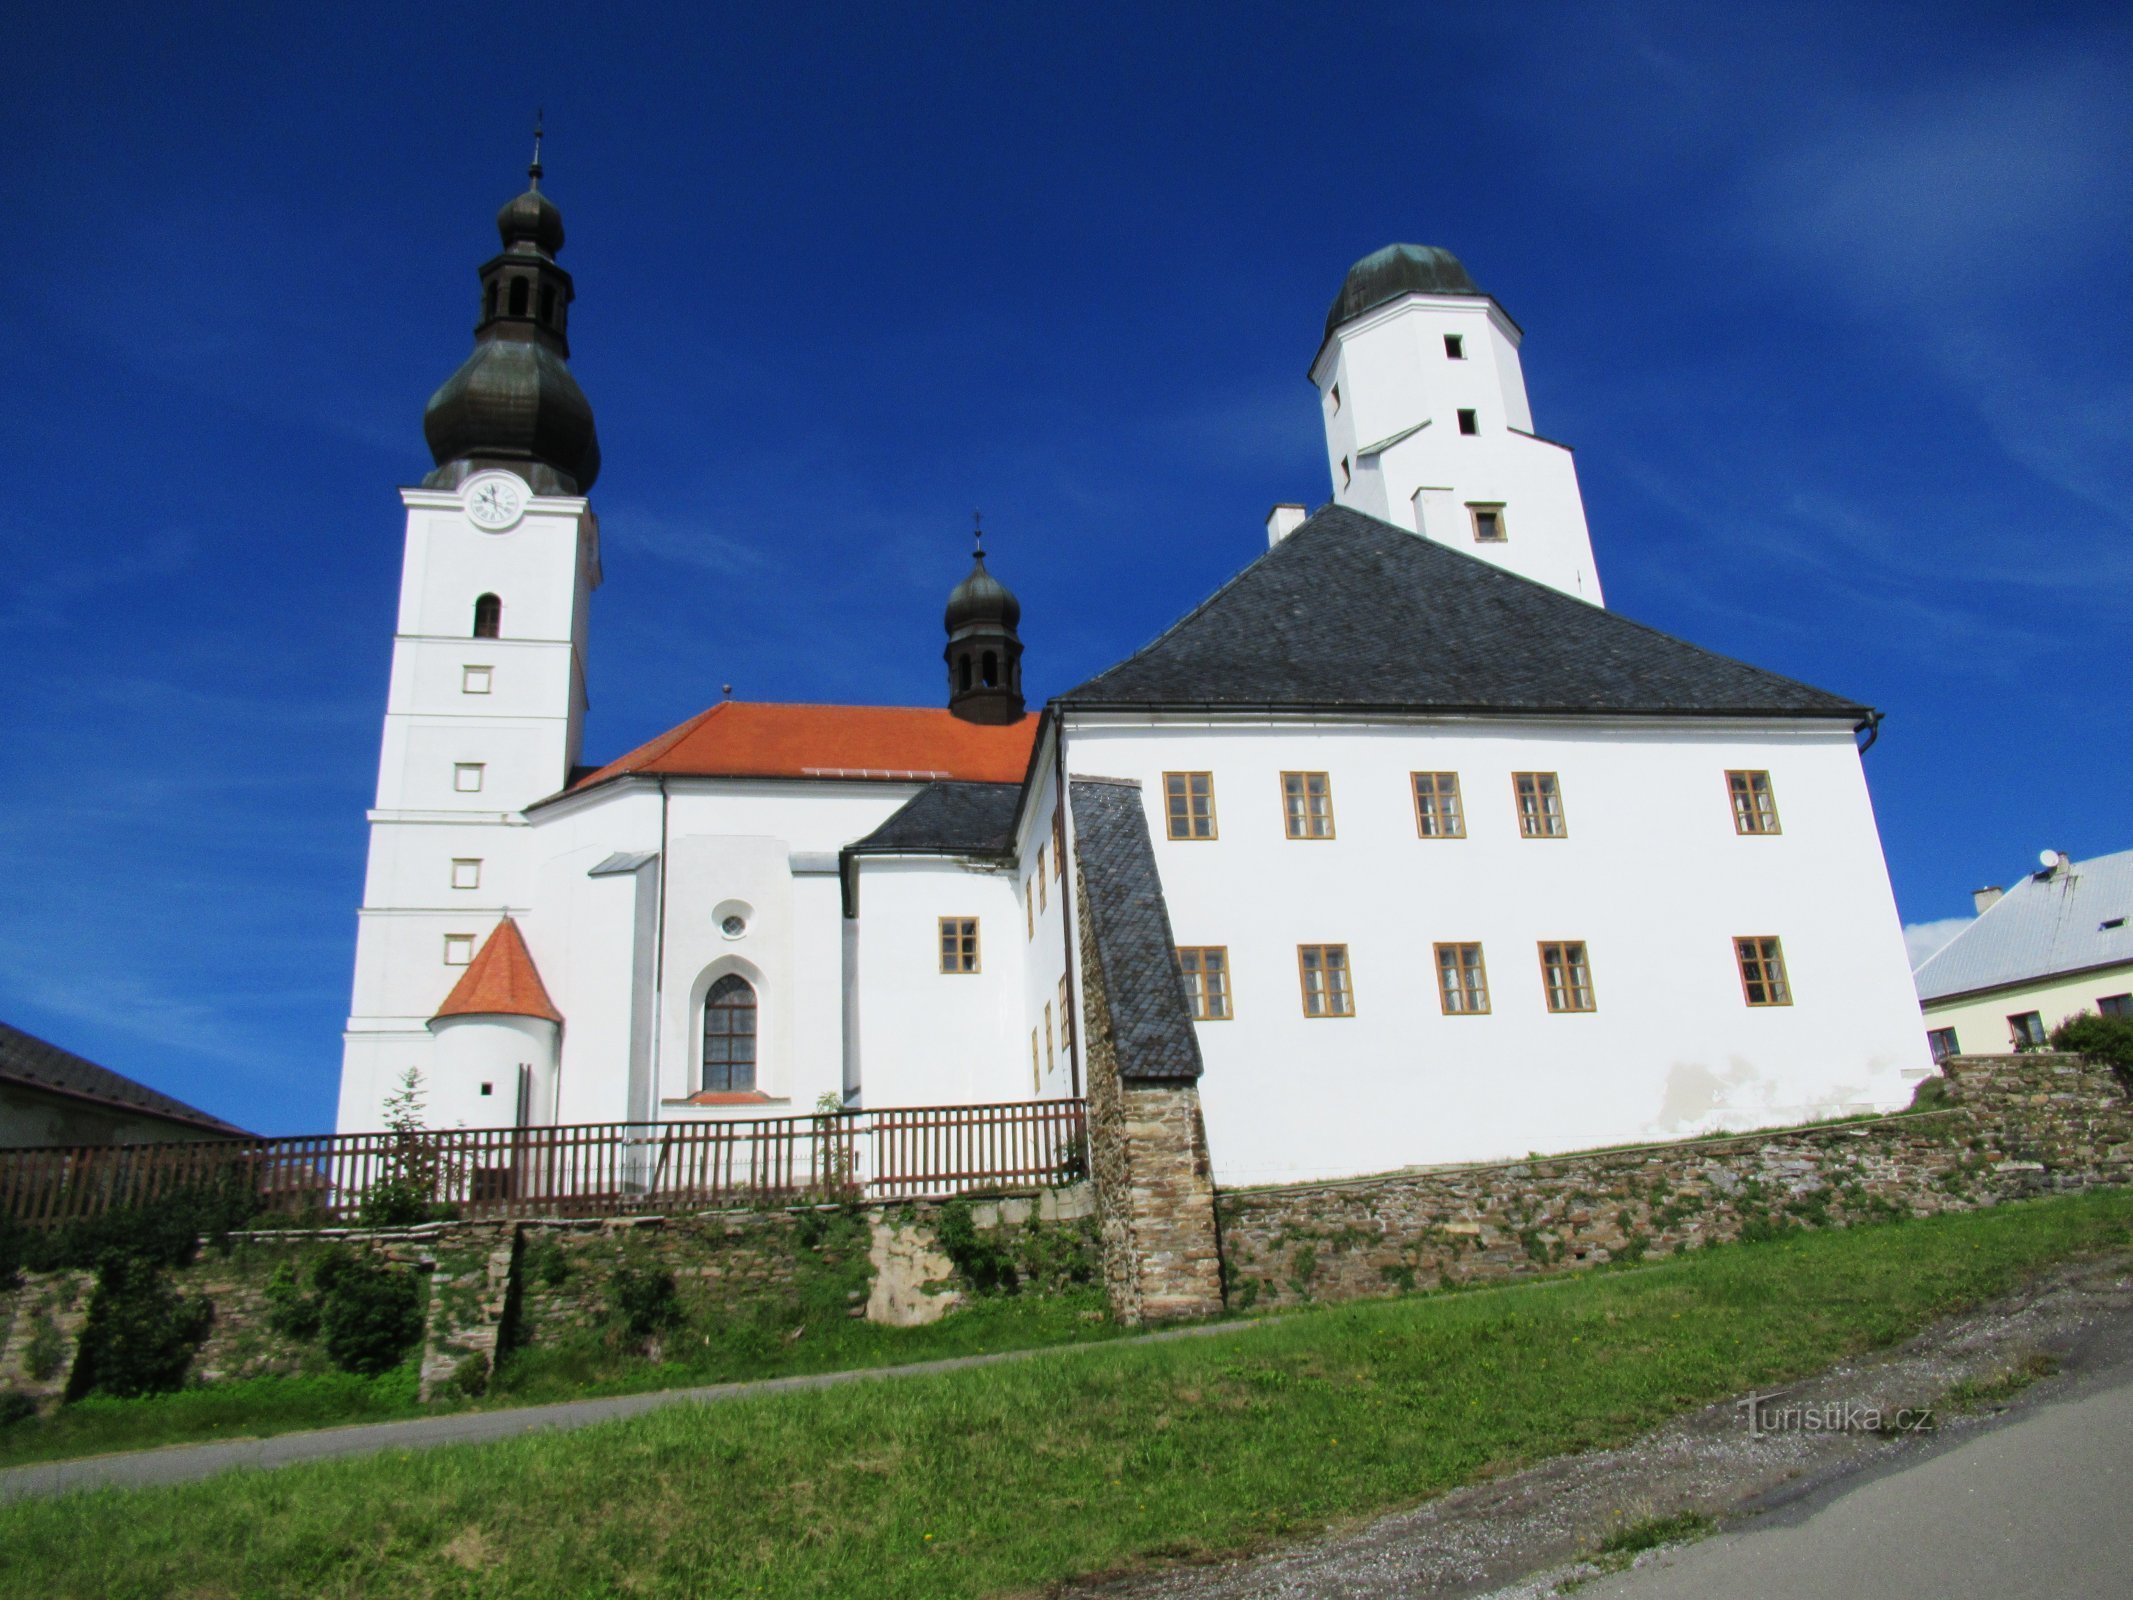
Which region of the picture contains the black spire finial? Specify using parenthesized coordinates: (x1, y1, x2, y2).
(973, 509, 985, 558)
(529, 109, 545, 189)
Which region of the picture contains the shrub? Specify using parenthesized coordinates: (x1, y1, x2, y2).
(0, 1390, 36, 1429)
(68, 1253, 214, 1399)
(449, 1352, 490, 1398)
(22, 1313, 67, 1382)
(263, 1259, 323, 1342)
(2049, 1012, 2133, 1082)
(608, 1265, 682, 1344)
(315, 1252, 424, 1377)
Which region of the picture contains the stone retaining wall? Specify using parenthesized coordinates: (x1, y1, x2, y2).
(1216, 1054, 2133, 1310)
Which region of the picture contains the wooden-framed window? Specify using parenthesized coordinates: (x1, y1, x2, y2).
(1026, 883, 1035, 941)
(1468, 503, 1507, 543)
(1044, 1004, 1055, 1074)
(939, 917, 981, 974)
(1052, 810, 1065, 877)
(472, 592, 502, 639)
(1734, 936, 1791, 1006)
(1281, 771, 1336, 839)
(1538, 941, 1596, 1013)
(702, 974, 759, 1093)
(1412, 772, 1466, 838)
(1434, 942, 1490, 1015)
(1727, 770, 1781, 835)
(1297, 944, 1354, 1018)
(1176, 947, 1232, 1021)
(1035, 846, 1048, 910)
(2008, 1011, 2047, 1050)
(1164, 772, 1218, 840)
(1513, 771, 1567, 838)
(1927, 1026, 1959, 1064)
(1031, 1030, 1041, 1094)
(1059, 975, 1072, 1044)
(2100, 994, 2133, 1019)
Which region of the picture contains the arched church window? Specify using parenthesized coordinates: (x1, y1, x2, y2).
(702, 974, 758, 1093)
(473, 593, 502, 639)
(508, 277, 530, 317)
(539, 284, 557, 325)
(982, 651, 998, 688)
(958, 654, 973, 693)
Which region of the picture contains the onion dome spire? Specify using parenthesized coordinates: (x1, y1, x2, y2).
(421, 120, 601, 496)
(943, 513, 1025, 725)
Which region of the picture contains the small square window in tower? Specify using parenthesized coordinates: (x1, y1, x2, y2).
(462, 665, 493, 695)
(453, 763, 485, 794)
(1444, 334, 1465, 359)
(443, 934, 475, 967)
(1468, 504, 1507, 543)
(1457, 409, 1479, 435)
(450, 859, 481, 890)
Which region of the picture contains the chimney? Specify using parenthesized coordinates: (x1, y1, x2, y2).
(1266, 503, 1308, 547)
(1972, 886, 2004, 915)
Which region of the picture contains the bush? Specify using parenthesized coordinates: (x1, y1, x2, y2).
(0, 1390, 37, 1429)
(2049, 1012, 2133, 1081)
(314, 1252, 424, 1377)
(68, 1254, 213, 1399)
(932, 1201, 1099, 1296)
(263, 1260, 323, 1342)
(22, 1313, 66, 1382)
(608, 1265, 682, 1344)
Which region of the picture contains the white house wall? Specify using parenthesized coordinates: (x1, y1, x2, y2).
(1062, 714, 1928, 1187)
(1922, 962, 2133, 1058)
(1013, 732, 1075, 1099)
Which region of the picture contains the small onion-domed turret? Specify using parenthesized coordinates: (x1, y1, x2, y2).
(1322, 243, 1482, 342)
(421, 130, 601, 497)
(943, 521, 1025, 725)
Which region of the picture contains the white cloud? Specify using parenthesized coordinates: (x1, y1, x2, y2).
(1904, 916, 1972, 971)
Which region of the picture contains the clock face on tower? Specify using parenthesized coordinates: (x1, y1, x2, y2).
(463, 473, 527, 531)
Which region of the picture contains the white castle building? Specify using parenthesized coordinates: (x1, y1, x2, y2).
(338, 171, 1931, 1186)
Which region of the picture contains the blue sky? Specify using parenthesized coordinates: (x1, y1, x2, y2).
(3, 2, 2127, 1133)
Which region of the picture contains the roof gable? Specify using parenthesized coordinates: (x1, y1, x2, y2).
(0, 1020, 249, 1137)
(433, 917, 564, 1024)
(563, 701, 1039, 796)
(1062, 506, 1869, 721)
(1915, 849, 2133, 1003)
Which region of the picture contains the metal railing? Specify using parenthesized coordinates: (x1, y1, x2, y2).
(0, 1099, 1089, 1228)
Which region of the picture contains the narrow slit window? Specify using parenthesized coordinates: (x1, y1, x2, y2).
(1457, 408, 1479, 435)
(1412, 772, 1466, 838)
(1328, 383, 1342, 413)
(1468, 504, 1507, 543)
(1735, 936, 1792, 1006)
(1059, 975, 1072, 1044)
(1176, 947, 1232, 1021)
(1026, 881, 1035, 941)
(507, 277, 529, 317)
(1444, 333, 1465, 359)
(1044, 1004, 1055, 1074)
(1281, 771, 1336, 839)
(1052, 810, 1066, 877)
(1513, 771, 1567, 837)
(939, 917, 981, 974)
(472, 593, 502, 639)
(1435, 942, 1490, 1015)
(1338, 456, 1352, 489)
(1727, 770, 1782, 835)
(1036, 846, 1048, 911)
(1031, 1030, 1041, 1093)
(1538, 941, 1596, 1013)
(1163, 772, 1217, 839)
(1297, 944, 1354, 1018)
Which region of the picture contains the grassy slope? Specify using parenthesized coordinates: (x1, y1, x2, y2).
(3, 1190, 2129, 1599)
(0, 1289, 1120, 1471)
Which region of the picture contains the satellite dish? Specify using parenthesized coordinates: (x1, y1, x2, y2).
(2040, 848, 2060, 869)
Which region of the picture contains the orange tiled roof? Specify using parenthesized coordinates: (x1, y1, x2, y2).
(432, 917, 563, 1025)
(566, 701, 1040, 793)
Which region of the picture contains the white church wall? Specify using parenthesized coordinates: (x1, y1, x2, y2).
(1062, 713, 1928, 1187)
(429, 1014, 559, 1130)
(1314, 295, 1601, 604)
(854, 858, 1025, 1108)
(1013, 736, 1074, 1099)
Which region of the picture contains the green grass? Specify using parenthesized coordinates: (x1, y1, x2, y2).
(1940, 1349, 2061, 1413)
(2, 1190, 2129, 1599)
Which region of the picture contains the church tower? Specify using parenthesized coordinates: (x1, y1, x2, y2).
(337, 141, 600, 1134)
(1307, 244, 1603, 604)
(943, 525, 1024, 724)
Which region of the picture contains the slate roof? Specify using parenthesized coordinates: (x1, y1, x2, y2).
(1060, 506, 1871, 722)
(1916, 849, 2133, 1004)
(0, 1020, 250, 1137)
(1068, 779, 1203, 1083)
(845, 782, 1023, 859)
(557, 700, 1039, 801)
(432, 916, 564, 1024)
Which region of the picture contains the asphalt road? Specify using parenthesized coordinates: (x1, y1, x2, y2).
(1577, 1367, 2133, 1600)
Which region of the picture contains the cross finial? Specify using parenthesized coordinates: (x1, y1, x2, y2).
(529, 109, 545, 188)
(972, 509, 985, 558)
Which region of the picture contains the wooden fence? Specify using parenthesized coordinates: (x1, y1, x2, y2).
(0, 1099, 1088, 1228)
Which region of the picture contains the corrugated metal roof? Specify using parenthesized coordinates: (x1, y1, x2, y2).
(1915, 847, 2133, 1003)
